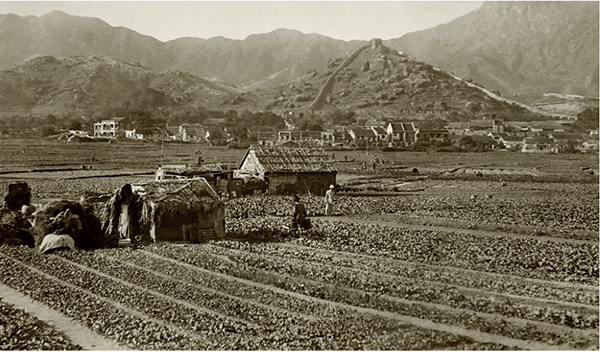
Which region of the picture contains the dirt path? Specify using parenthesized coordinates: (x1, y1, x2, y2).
(313, 215, 598, 245)
(0, 284, 127, 351)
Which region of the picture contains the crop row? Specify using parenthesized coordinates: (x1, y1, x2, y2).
(0, 250, 201, 350)
(58, 249, 317, 330)
(143, 244, 593, 347)
(91, 248, 514, 350)
(0, 246, 509, 350)
(225, 193, 599, 232)
(227, 217, 598, 285)
(206, 242, 598, 329)
(212, 241, 598, 306)
(100, 247, 338, 319)
(0, 250, 258, 335)
(0, 300, 82, 350)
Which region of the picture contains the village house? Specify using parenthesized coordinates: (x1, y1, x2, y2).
(248, 126, 276, 140)
(257, 132, 278, 146)
(507, 121, 566, 135)
(370, 127, 388, 146)
(522, 137, 558, 153)
(94, 117, 125, 138)
(349, 127, 377, 146)
(277, 130, 323, 147)
(580, 139, 599, 153)
(386, 122, 417, 146)
(549, 133, 588, 152)
(416, 129, 450, 143)
(125, 130, 144, 140)
(234, 146, 337, 196)
(471, 135, 497, 150)
(499, 136, 524, 150)
(180, 123, 207, 142)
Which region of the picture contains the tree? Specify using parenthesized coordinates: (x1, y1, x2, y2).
(67, 119, 83, 131)
(45, 114, 58, 125)
(573, 107, 599, 131)
(41, 126, 57, 137)
(326, 109, 356, 125)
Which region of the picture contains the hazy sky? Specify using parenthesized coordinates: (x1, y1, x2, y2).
(0, 1, 484, 42)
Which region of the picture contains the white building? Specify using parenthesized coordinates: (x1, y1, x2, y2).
(94, 117, 125, 138)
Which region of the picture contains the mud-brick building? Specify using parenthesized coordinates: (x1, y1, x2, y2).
(235, 146, 337, 196)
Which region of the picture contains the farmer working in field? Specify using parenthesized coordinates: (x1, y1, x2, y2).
(325, 185, 335, 216)
(292, 195, 307, 231)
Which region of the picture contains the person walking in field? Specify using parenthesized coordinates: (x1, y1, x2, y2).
(325, 185, 335, 216)
(291, 195, 308, 232)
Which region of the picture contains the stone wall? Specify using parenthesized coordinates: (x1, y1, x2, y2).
(308, 44, 371, 110)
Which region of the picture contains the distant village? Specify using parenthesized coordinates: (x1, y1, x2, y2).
(82, 112, 599, 155)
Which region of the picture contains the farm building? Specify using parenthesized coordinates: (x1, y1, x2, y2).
(234, 146, 337, 196)
(101, 178, 224, 243)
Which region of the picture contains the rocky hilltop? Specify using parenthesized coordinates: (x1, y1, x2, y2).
(248, 39, 541, 119)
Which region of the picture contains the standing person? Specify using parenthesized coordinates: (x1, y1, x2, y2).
(325, 185, 335, 216)
(292, 195, 307, 231)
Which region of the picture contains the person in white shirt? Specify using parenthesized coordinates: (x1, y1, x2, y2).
(325, 185, 335, 216)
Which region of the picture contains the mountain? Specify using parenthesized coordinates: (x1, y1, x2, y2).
(0, 5, 596, 115)
(244, 39, 545, 120)
(0, 56, 238, 115)
(0, 43, 547, 121)
(0, 11, 363, 88)
(386, 2, 599, 106)
(165, 29, 364, 89)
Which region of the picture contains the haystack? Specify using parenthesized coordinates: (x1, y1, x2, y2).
(31, 200, 116, 250)
(4, 182, 31, 211)
(101, 178, 224, 243)
(0, 208, 34, 247)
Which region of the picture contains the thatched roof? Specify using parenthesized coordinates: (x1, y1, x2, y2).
(160, 164, 224, 176)
(102, 178, 223, 243)
(134, 178, 219, 206)
(241, 146, 337, 173)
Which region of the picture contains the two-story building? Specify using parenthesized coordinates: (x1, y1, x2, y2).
(94, 117, 125, 138)
(386, 122, 416, 146)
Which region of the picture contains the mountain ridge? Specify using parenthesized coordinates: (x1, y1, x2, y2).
(0, 3, 596, 112)
(385, 2, 599, 104)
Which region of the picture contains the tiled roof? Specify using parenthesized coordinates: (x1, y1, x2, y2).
(244, 146, 337, 173)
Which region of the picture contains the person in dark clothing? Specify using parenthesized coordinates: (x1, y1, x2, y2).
(292, 195, 308, 231)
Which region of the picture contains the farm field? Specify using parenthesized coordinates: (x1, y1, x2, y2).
(0, 138, 598, 350)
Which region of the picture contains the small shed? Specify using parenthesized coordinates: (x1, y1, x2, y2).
(235, 146, 337, 196)
(101, 178, 224, 243)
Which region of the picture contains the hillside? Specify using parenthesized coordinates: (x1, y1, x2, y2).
(0, 56, 238, 115)
(0, 5, 596, 110)
(245, 39, 545, 120)
(386, 2, 599, 106)
(0, 42, 552, 121)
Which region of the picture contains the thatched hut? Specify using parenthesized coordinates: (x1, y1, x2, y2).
(235, 146, 337, 196)
(101, 178, 224, 243)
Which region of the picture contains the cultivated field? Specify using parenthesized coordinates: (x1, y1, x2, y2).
(0, 138, 598, 350)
